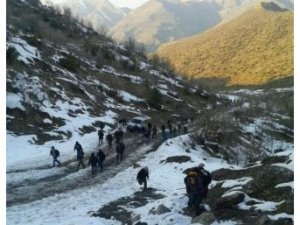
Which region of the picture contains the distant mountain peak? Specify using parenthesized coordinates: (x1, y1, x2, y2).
(260, 1, 289, 11)
(46, 0, 129, 30)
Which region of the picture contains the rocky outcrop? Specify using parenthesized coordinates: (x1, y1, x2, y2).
(191, 212, 216, 225)
(215, 192, 245, 210)
(163, 155, 191, 164)
(205, 154, 293, 224)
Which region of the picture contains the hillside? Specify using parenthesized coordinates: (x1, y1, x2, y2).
(110, 0, 221, 52)
(156, 4, 294, 86)
(6, 0, 212, 154)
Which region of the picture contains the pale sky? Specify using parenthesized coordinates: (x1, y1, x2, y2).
(109, 0, 149, 9)
(44, 0, 149, 9)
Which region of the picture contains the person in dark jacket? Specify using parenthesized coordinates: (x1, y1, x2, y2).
(137, 167, 149, 190)
(50, 146, 61, 167)
(88, 153, 98, 175)
(114, 128, 123, 144)
(144, 128, 151, 143)
(98, 129, 104, 145)
(183, 125, 188, 134)
(147, 122, 152, 131)
(184, 171, 205, 216)
(74, 141, 85, 170)
(152, 125, 157, 139)
(191, 163, 212, 198)
(167, 120, 172, 136)
(106, 133, 113, 149)
(97, 149, 106, 172)
(116, 141, 125, 163)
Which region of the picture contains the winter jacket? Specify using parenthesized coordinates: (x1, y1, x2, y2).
(137, 167, 149, 184)
(88, 155, 98, 166)
(97, 150, 106, 161)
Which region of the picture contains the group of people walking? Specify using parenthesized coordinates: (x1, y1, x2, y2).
(87, 148, 106, 175)
(49, 117, 188, 172)
(49, 117, 210, 216)
(50, 128, 127, 174)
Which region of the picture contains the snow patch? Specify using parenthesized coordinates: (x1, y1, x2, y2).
(8, 37, 41, 64)
(6, 92, 25, 110)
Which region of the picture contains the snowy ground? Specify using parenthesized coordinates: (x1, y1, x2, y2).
(7, 134, 240, 225)
(8, 136, 292, 224)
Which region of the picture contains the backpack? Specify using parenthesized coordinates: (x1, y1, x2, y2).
(78, 148, 84, 157)
(55, 149, 60, 157)
(185, 171, 204, 195)
(77, 149, 84, 160)
(199, 169, 212, 186)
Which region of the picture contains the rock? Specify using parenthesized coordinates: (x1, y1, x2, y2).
(261, 155, 289, 165)
(243, 166, 293, 202)
(192, 212, 216, 225)
(274, 148, 285, 153)
(149, 204, 171, 215)
(215, 192, 245, 210)
(165, 155, 191, 163)
(129, 214, 140, 225)
(133, 163, 141, 168)
(134, 222, 148, 225)
(257, 215, 271, 225)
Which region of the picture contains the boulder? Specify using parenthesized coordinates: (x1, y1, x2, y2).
(164, 155, 191, 164)
(149, 204, 171, 215)
(257, 215, 271, 225)
(134, 222, 148, 225)
(129, 214, 140, 225)
(192, 212, 216, 225)
(215, 192, 245, 210)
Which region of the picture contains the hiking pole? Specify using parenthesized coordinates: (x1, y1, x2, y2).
(179, 194, 189, 199)
(176, 187, 186, 190)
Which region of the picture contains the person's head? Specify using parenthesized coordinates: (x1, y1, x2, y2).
(99, 149, 102, 152)
(91, 153, 95, 157)
(51, 146, 55, 149)
(76, 141, 79, 145)
(198, 163, 205, 168)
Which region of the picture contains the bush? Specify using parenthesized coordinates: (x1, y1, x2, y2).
(24, 36, 42, 48)
(124, 37, 136, 55)
(147, 88, 163, 110)
(7, 46, 18, 65)
(59, 54, 80, 72)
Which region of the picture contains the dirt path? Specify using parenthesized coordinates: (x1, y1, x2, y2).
(6, 133, 165, 207)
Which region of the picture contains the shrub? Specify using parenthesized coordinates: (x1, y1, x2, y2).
(124, 37, 136, 54)
(24, 36, 42, 48)
(7, 46, 18, 65)
(59, 54, 80, 72)
(147, 88, 163, 110)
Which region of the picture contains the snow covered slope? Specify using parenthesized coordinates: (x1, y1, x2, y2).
(7, 134, 293, 224)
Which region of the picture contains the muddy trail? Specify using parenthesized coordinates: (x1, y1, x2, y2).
(6, 132, 166, 207)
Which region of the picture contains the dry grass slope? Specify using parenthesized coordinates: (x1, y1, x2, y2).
(156, 7, 294, 86)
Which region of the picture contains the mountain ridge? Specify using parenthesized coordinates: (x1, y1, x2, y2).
(156, 5, 294, 86)
(46, 0, 129, 30)
(110, 0, 222, 52)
